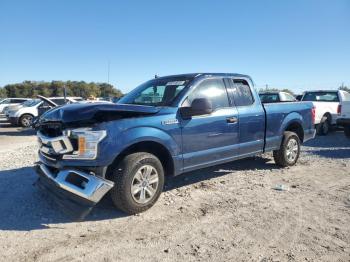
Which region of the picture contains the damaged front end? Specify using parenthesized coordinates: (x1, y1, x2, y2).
(36, 164, 114, 219)
(36, 126, 115, 219)
(34, 102, 159, 219)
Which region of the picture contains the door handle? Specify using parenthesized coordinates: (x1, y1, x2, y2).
(226, 116, 238, 124)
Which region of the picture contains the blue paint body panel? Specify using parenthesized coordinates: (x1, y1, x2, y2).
(39, 73, 315, 176)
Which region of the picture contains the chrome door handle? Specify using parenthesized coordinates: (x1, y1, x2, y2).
(226, 116, 238, 124)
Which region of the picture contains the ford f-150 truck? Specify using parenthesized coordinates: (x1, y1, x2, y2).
(34, 73, 316, 218)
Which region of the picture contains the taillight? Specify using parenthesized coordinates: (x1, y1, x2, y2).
(337, 105, 342, 115)
(311, 107, 316, 125)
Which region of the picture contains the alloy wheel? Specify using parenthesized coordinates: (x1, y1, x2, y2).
(130, 165, 159, 204)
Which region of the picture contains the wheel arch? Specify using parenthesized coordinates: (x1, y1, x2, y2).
(284, 121, 304, 142)
(20, 112, 35, 118)
(280, 112, 304, 143)
(323, 112, 332, 123)
(107, 140, 175, 179)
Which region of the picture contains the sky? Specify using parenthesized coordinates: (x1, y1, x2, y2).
(0, 0, 349, 93)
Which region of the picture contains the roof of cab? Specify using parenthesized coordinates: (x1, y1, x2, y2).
(155, 73, 253, 81)
(304, 90, 339, 93)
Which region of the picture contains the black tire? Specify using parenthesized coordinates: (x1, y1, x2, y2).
(344, 126, 350, 138)
(109, 152, 164, 215)
(317, 116, 330, 136)
(19, 114, 34, 127)
(273, 131, 301, 167)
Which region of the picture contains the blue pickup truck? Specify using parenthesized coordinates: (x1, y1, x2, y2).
(34, 73, 315, 217)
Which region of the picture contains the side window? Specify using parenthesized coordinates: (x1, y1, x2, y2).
(12, 99, 25, 103)
(41, 102, 51, 107)
(0, 99, 9, 104)
(51, 99, 66, 105)
(231, 79, 254, 106)
(187, 78, 229, 110)
(279, 93, 286, 101)
(283, 93, 296, 101)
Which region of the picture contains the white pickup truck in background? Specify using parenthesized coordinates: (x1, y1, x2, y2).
(301, 90, 350, 135)
(337, 99, 350, 138)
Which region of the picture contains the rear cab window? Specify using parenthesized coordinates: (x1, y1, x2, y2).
(302, 92, 339, 102)
(228, 79, 254, 106)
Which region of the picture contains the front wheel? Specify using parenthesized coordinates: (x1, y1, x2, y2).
(19, 114, 34, 127)
(273, 131, 301, 167)
(109, 152, 164, 215)
(344, 126, 350, 138)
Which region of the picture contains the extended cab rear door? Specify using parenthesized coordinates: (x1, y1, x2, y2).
(226, 78, 265, 156)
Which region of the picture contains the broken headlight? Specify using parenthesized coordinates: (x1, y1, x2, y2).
(62, 128, 107, 160)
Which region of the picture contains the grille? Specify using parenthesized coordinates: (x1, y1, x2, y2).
(39, 122, 63, 137)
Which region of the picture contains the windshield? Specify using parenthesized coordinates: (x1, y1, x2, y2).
(118, 77, 193, 106)
(302, 92, 339, 102)
(24, 99, 41, 107)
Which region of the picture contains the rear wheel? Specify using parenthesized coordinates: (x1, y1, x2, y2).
(273, 131, 301, 167)
(317, 116, 330, 135)
(19, 114, 34, 127)
(109, 152, 164, 215)
(344, 126, 350, 138)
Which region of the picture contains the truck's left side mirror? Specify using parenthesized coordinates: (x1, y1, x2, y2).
(180, 98, 213, 119)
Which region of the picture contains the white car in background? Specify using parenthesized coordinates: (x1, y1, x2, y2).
(7, 96, 83, 127)
(301, 90, 350, 135)
(337, 98, 350, 138)
(3, 99, 35, 117)
(0, 98, 30, 113)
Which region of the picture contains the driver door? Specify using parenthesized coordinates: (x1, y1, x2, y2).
(180, 77, 239, 172)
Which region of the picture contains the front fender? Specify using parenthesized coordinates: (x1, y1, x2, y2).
(115, 126, 180, 158)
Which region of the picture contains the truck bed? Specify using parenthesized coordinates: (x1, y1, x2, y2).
(263, 101, 314, 152)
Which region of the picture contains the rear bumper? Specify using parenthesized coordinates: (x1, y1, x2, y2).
(304, 128, 316, 142)
(35, 163, 114, 218)
(337, 118, 350, 127)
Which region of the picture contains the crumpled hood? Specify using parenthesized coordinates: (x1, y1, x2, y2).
(36, 103, 160, 126)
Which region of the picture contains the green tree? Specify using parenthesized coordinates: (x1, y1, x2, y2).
(0, 87, 7, 98)
(339, 83, 350, 93)
(2, 81, 123, 99)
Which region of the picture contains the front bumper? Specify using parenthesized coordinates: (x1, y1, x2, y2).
(337, 118, 350, 127)
(36, 163, 114, 219)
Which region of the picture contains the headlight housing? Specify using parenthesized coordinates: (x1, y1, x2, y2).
(62, 128, 107, 160)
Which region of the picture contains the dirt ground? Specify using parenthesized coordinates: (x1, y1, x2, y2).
(0, 116, 349, 262)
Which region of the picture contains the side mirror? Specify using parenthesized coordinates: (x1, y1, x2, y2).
(180, 98, 213, 119)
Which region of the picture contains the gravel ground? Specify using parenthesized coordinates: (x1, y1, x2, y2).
(0, 117, 349, 262)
